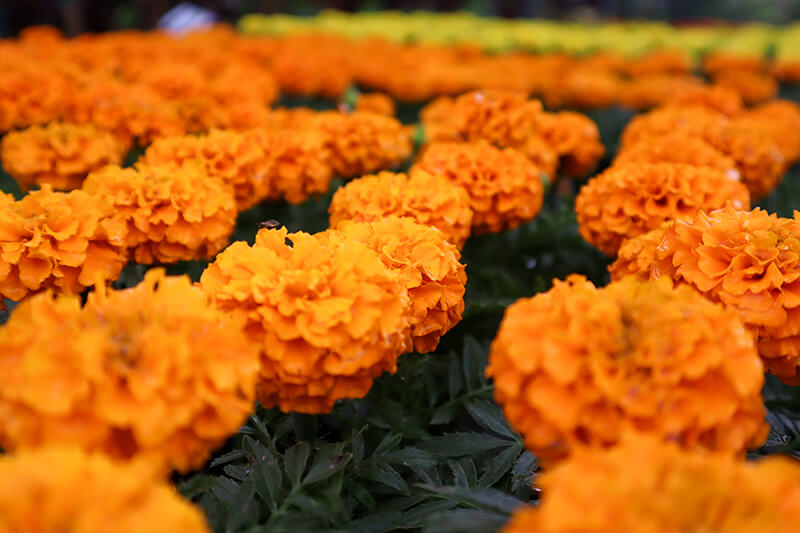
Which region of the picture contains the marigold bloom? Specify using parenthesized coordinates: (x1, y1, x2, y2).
(620, 105, 729, 150)
(703, 52, 768, 76)
(615, 133, 740, 180)
(539, 66, 624, 110)
(1, 122, 125, 191)
(575, 163, 750, 256)
(663, 85, 744, 116)
(0, 447, 211, 532)
(261, 107, 319, 130)
(82, 164, 237, 264)
(141, 130, 271, 210)
(619, 74, 703, 110)
(328, 170, 473, 248)
(611, 207, 800, 384)
(0, 271, 260, 473)
(355, 92, 396, 116)
(625, 49, 692, 77)
(247, 128, 333, 204)
(740, 102, 800, 164)
(336, 217, 466, 353)
(537, 111, 604, 178)
(200, 227, 411, 414)
(488, 275, 767, 464)
(413, 141, 545, 234)
(0, 187, 125, 303)
(713, 71, 778, 105)
(501, 435, 800, 533)
(311, 111, 412, 178)
(420, 89, 543, 148)
(0, 63, 71, 132)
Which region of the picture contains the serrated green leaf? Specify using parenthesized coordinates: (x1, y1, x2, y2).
(224, 478, 258, 533)
(360, 463, 410, 494)
(479, 444, 522, 488)
(347, 511, 404, 533)
(304, 448, 351, 485)
(462, 337, 486, 390)
(383, 447, 438, 469)
(285, 492, 330, 518)
(465, 400, 518, 440)
(375, 432, 403, 455)
(397, 500, 458, 528)
(352, 432, 365, 464)
(243, 436, 282, 506)
(430, 405, 458, 425)
(224, 463, 251, 482)
(177, 474, 217, 499)
(415, 484, 525, 515)
(422, 508, 512, 533)
(209, 449, 247, 468)
(348, 481, 377, 509)
(510, 451, 537, 499)
(285, 442, 311, 487)
(449, 460, 469, 488)
(417, 433, 514, 456)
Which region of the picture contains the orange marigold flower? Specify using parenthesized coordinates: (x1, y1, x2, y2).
(663, 85, 744, 116)
(200, 227, 411, 414)
(704, 52, 769, 76)
(65, 77, 185, 147)
(336, 217, 467, 353)
(141, 130, 271, 210)
(615, 133, 740, 180)
(420, 89, 543, 149)
(413, 141, 545, 234)
(712, 71, 778, 106)
(610, 207, 800, 384)
(537, 111, 605, 178)
(82, 163, 237, 264)
(709, 120, 788, 199)
(355, 92, 396, 116)
(740, 101, 800, 164)
(328, 170, 473, 248)
(247, 128, 333, 204)
(775, 60, 800, 84)
(0, 271, 259, 473)
(619, 74, 704, 110)
(1, 122, 125, 191)
(0, 447, 211, 532)
(0, 62, 71, 132)
(500, 435, 800, 533)
(514, 135, 560, 182)
(625, 49, 692, 77)
(0, 186, 125, 303)
(261, 107, 319, 130)
(620, 105, 729, 153)
(575, 163, 750, 256)
(311, 111, 412, 179)
(487, 275, 768, 464)
(539, 66, 624, 110)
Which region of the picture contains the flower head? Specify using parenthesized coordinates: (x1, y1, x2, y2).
(488, 275, 767, 464)
(141, 130, 271, 210)
(336, 217, 467, 353)
(663, 85, 744, 116)
(575, 163, 750, 256)
(615, 133, 740, 180)
(247, 128, 333, 204)
(200, 227, 411, 414)
(311, 111, 412, 179)
(355, 92, 396, 116)
(413, 141, 545, 234)
(1, 122, 126, 191)
(611, 207, 800, 384)
(0, 447, 210, 532)
(501, 435, 800, 533)
(0, 187, 125, 303)
(620, 74, 704, 110)
(82, 163, 237, 264)
(537, 111, 604, 178)
(0, 270, 260, 472)
(328, 169, 473, 248)
(712, 71, 777, 105)
(620, 105, 729, 150)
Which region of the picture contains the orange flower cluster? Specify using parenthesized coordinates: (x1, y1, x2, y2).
(82, 164, 237, 264)
(619, 73, 703, 110)
(140, 129, 271, 210)
(310, 111, 413, 179)
(413, 141, 545, 234)
(354, 92, 396, 116)
(611, 207, 800, 384)
(420, 90, 604, 179)
(328, 170, 473, 248)
(336, 217, 466, 353)
(501, 435, 800, 533)
(0, 187, 125, 304)
(0, 59, 70, 132)
(200, 227, 411, 414)
(0, 447, 210, 532)
(618, 99, 800, 199)
(1, 122, 125, 191)
(663, 84, 744, 116)
(0, 270, 260, 473)
(247, 128, 334, 204)
(615, 133, 740, 180)
(575, 163, 750, 256)
(487, 275, 767, 464)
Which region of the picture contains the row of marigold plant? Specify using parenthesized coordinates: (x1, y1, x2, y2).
(1, 24, 800, 531)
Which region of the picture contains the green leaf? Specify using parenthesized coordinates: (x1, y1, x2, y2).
(285, 442, 311, 487)
(352, 431, 366, 464)
(397, 500, 458, 528)
(415, 485, 526, 515)
(430, 405, 459, 425)
(225, 478, 258, 532)
(243, 436, 283, 506)
(375, 432, 403, 455)
(417, 433, 515, 456)
(479, 444, 522, 488)
(510, 451, 537, 499)
(347, 511, 404, 533)
(383, 447, 438, 469)
(360, 463, 410, 494)
(448, 358, 464, 400)
(465, 399, 518, 440)
(423, 508, 512, 533)
(209, 449, 247, 469)
(462, 337, 487, 389)
(304, 446, 351, 485)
